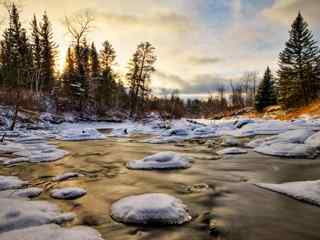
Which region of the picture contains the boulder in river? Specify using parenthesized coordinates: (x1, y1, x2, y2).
(111, 193, 192, 225)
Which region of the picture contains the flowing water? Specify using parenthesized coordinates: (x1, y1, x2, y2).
(1, 136, 320, 240)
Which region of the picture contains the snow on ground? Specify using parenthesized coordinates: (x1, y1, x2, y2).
(50, 187, 87, 200)
(111, 193, 192, 225)
(0, 197, 75, 233)
(256, 180, 320, 206)
(217, 147, 248, 155)
(0, 141, 69, 165)
(254, 143, 317, 158)
(56, 128, 106, 141)
(52, 172, 83, 182)
(0, 187, 42, 198)
(0, 176, 28, 191)
(305, 131, 320, 148)
(127, 152, 192, 170)
(0, 224, 103, 240)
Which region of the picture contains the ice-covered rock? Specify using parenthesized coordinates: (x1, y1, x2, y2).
(111, 193, 192, 225)
(161, 128, 189, 137)
(254, 143, 317, 158)
(217, 147, 248, 155)
(0, 187, 42, 198)
(0, 142, 26, 154)
(305, 131, 320, 148)
(0, 198, 74, 233)
(256, 180, 320, 206)
(57, 128, 106, 141)
(53, 172, 83, 182)
(127, 152, 192, 170)
(221, 136, 241, 147)
(0, 224, 103, 240)
(50, 187, 87, 200)
(192, 126, 216, 136)
(0, 176, 28, 191)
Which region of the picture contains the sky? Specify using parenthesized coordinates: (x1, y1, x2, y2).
(2, 0, 320, 98)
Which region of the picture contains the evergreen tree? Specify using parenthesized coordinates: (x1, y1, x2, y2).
(127, 42, 156, 117)
(278, 12, 320, 108)
(255, 67, 277, 112)
(89, 42, 100, 79)
(96, 40, 116, 113)
(39, 12, 57, 92)
(30, 14, 42, 92)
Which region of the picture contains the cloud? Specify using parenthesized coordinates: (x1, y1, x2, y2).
(93, 11, 193, 32)
(153, 70, 234, 95)
(263, 0, 320, 29)
(187, 56, 223, 65)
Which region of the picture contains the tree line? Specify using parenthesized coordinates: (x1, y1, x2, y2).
(0, 3, 158, 119)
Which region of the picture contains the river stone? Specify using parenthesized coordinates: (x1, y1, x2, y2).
(111, 193, 192, 225)
(127, 152, 191, 170)
(0, 176, 28, 191)
(50, 187, 87, 200)
(217, 147, 248, 155)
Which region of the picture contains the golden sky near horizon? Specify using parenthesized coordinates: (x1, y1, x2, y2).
(1, 0, 319, 97)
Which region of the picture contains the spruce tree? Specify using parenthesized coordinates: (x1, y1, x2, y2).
(39, 12, 57, 92)
(255, 67, 277, 112)
(30, 15, 42, 92)
(278, 12, 320, 108)
(97, 41, 116, 112)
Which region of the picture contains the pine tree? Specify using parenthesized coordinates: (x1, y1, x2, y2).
(127, 42, 157, 117)
(39, 12, 57, 92)
(30, 14, 42, 92)
(255, 67, 277, 112)
(278, 12, 320, 108)
(96, 41, 116, 113)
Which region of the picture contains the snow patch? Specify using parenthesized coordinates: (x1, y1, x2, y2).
(57, 128, 106, 141)
(256, 180, 320, 206)
(50, 187, 87, 200)
(111, 193, 192, 225)
(127, 152, 192, 170)
(0, 176, 28, 191)
(217, 147, 248, 155)
(0, 188, 42, 198)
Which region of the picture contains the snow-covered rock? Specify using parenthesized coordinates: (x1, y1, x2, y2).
(234, 119, 255, 128)
(50, 187, 87, 200)
(53, 173, 83, 182)
(57, 128, 106, 141)
(111, 193, 192, 225)
(0, 224, 103, 240)
(256, 180, 320, 206)
(217, 147, 248, 155)
(305, 131, 320, 148)
(0, 187, 42, 198)
(127, 152, 192, 170)
(0, 142, 25, 154)
(192, 126, 216, 136)
(221, 136, 241, 147)
(161, 128, 189, 137)
(0, 198, 74, 233)
(254, 143, 317, 158)
(0, 176, 28, 191)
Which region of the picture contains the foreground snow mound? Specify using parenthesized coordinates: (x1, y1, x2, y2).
(0, 224, 103, 240)
(50, 187, 87, 200)
(256, 180, 320, 206)
(0, 187, 42, 198)
(0, 176, 28, 191)
(53, 172, 83, 182)
(111, 193, 192, 225)
(0, 198, 74, 233)
(127, 152, 192, 170)
(217, 147, 248, 155)
(254, 143, 317, 158)
(57, 128, 105, 141)
(305, 131, 320, 148)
